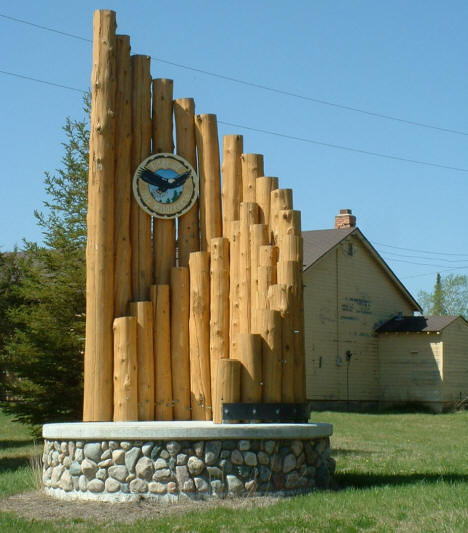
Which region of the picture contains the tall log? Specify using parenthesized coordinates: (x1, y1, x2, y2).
(229, 220, 241, 360)
(278, 209, 301, 237)
(170, 267, 191, 420)
(241, 153, 264, 203)
(250, 223, 268, 329)
(195, 114, 222, 250)
(237, 333, 262, 403)
(222, 135, 243, 237)
(253, 309, 282, 402)
(239, 202, 258, 334)
(256, 176, 278, 235)
(130, 55, 152, 300)
(189, 252, 211, 420)
(277, 234, 303, 266)
(257, 244, 278, 310)
(114, 34, 133, 318)
(84, 9, 117, 422)
(270, 188, 293, 243)
(213, 359, 241, 424)
(113, 316, 138, 421)
(174, 98, 200, 266)
(150, 284, 173, 420)
(268, 284, 295, 402)
(210, 237, 230, 396)
(130, 301, 154, 420)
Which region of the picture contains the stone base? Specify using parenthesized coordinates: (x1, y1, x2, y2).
(42, 421, 334, 502)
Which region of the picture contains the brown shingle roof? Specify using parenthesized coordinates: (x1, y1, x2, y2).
(376, 315, 461, 333)
(302, 228, 355, 269)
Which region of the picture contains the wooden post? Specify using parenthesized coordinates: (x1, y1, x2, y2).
(213, 359, 241, 424)
(189, 252, 212, 420)
(237, 333, 262, 403)
(229, 220, 241, 360)
(130, 54, 152, 300)
(170, 267, 191, 420)
(278, 209, 301, 237)
(84, 9, 117, 422)
(113, 316, 138, 421)
(256, 176, 278, 234)
(239, 202, 258, 335)
(250, 223, 268, 328)
(210, 237, 230, 396)
(130, 301, 154, 420)
(153, 79, 176, 285)
(222, 135, 243, 237)
(270, 188, 293, 243)
(195, 114, 222, 250)
(174, 98, 200, 266)
(114, 34, 132, 318)
(253, 309, 282, 402)
(241, 153, 264, 203)
(257, 244, 278, 310)
(277, 234, 303, 266)
(150, 285, 173, 420)
(268, 284, 295, 402)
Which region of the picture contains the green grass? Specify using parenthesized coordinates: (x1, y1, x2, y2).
(0, 409, 467, 532)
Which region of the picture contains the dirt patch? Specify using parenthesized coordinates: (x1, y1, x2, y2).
(0, 490, 278, 525)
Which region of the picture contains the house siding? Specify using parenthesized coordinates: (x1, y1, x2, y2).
(441, 318, 468, 404)
(303, 234, 414, 402)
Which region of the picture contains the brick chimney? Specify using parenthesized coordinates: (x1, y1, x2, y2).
(335, 209, 356, 229)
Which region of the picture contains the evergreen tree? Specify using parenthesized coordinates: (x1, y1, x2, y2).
(418, 273, 468, 319)
(1, 99, 89, 426)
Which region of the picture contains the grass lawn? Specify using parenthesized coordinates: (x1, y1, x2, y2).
(0, 409, 467, 532)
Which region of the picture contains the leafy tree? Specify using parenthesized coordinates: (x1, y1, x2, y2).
(418, 273, 468, 319)
(1, 98, 89, 426)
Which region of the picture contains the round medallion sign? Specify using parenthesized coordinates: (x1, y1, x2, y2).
(132, 153, 199, 219)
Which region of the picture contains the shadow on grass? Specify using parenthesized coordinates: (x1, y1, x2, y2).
(332, 448, 376, 457)
(0, 455, 31, 474)
(336, 472, 468, 489)
(0, 440, 33, 451)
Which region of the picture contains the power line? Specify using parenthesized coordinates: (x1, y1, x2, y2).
(402, 267, 468, 279)
(374, 241, 468, 257)
(1, 68, 467, 174)
(381, 256, 468, 268)
(218, 120, 468, 173)
(2, 11, 468, 137)
(376, 250, 468, 263)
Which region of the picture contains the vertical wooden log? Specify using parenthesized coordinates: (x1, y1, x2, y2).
(257, 245, 278, 310)
(130, 301, 154, 420)
(210, 238, 230, 396)
(170, 267, 191, 420)
(174, 98, 200, 266)
(130, 55, 152, 300)
(277, 235, 303, 266)
(213, 359, 241, 424)
(239, 202, 258, 334)
(153, 79, 176, 285)
(222, 135, 243, 237)
(278, 209, 301, 237)
(150, 285, 173, 420)
(84, 9, 117, 422)
(253, 309, 282, 402)
(270, 188, 293, 243)
(229, 220, 241, 360)
(195, 114, 222, 251)
(268, 284, 295, 402)
(241, 153, 264, 203)
(114, 34, 133, 318)
(250, 223, 268, 329)
(189, 252, 212, 420)
(237, 333, 262, 403)
(256, 177, 278, 235)
(113, 316, 138, 421)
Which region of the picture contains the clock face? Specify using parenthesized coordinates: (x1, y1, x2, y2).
(132, 153, 199, 219)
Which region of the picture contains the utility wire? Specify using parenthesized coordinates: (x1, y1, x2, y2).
(381, 256, 468, 268)
(1, 12, 468, 137)
(1, 69, 467, 174)
(376, 250, 468, 263)
(374, 241, 468, 257)
(402, 266, 468, 279)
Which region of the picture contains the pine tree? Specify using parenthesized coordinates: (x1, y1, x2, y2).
(418, 273, 468, 319)
(1, 98, 89, 426)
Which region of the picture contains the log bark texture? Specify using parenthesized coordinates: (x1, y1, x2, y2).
(241, 153, 264, 203)
(229, 220, 241, 360)
(237, 333, 262, 403)
(256, 177, 278, 232)
(222, 134, 243, 237)
(213, 359, 241, 424)
(270, 188, 292, 244)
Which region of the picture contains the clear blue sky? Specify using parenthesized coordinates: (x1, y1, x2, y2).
(1, 1, 467, 300)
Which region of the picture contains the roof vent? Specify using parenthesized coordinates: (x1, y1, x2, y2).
(335, 209, 356, 229)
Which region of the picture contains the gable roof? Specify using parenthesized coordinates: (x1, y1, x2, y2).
(302, 227, 422, 312)
(376, 315, 466, 333)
